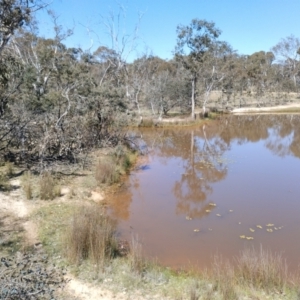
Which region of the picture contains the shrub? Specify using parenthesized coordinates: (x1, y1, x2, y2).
(39, 172, 61, 200)
(95, 158, 119, 185)
(113, 144, 134, 173)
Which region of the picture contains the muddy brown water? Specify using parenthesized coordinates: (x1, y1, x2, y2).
(109, 115, 300, 271)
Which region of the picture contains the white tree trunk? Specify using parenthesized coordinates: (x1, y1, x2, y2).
(191, 78, 195, 119)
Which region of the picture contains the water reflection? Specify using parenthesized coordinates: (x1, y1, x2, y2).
(173, 126, 228, 219)
(109, 115, 300, 270)
(218, 114, 300, 158)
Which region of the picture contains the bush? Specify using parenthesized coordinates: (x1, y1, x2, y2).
(95, 158, 119, 185)
(39, 172, 61, 200)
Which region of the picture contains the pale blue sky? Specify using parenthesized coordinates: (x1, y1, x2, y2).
(36, 0, 300, 60)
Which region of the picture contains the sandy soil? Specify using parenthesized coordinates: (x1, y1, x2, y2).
(232, 104, 300, 114)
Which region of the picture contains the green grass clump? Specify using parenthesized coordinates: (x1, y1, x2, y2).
(95, 146, 136, 186)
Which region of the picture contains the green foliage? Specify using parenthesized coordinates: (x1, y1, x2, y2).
(175, 19, 221, 63)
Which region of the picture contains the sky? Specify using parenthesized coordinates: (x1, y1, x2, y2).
(35, 0, 300, 61)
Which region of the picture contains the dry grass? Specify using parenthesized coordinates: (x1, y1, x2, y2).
(210, 256, 239, 299)
(22, 171, 33, 200)
(235, 247, 289, 291)
(128, 236, 148, 275)
(5, 162, 14, 177)
(39, 172, 61, 200)
(95, 158, 119, 185)
(65, 205, 118, 268)
(0, 162, 15, 191)
(205, 247, 297, 299)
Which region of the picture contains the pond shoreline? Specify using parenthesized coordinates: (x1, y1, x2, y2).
(232, 104, 300, 114)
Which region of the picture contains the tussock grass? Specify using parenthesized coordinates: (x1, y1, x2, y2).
(128, 236, 148, 275)
(22, 171, 33, 200)
(39, 172, 61, 200)
(95, 158, 119, 185)
(235, 247, 289, 291)
(5, 162, 14, 177)
(210, 256, 239, 300)
(204, 247, 298, 299)
(65, 205, 118, 268)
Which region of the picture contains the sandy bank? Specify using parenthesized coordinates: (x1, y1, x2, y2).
(232, 104, 300, 114)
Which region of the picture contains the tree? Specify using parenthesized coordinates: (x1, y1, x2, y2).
(272, 35, 300, 89)
(0, 0, 46, 54)
(245, 51, 275, 106)
(175, 19, 221, 118)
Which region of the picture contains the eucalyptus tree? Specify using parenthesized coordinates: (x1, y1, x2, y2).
(196, 41, 233, 113)
(175, 19, 221, 118)
(245, 51, 275, 105)
(140, 57, 190, 117)
(0, 0, 48, 54)
(272, 35, 300, 90)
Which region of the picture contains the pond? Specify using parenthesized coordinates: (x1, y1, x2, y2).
(109, 114, 300, 271)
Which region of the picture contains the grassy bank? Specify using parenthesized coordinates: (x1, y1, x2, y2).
(32, 201, 300, 299)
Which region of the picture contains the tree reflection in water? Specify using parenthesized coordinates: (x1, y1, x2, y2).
(110, 114, 300, 221)
(173, 125, 228, 219)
